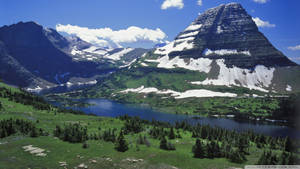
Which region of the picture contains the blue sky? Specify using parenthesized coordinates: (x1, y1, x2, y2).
(1, 0, 300, 64)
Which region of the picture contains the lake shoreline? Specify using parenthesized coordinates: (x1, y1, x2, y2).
(50, 98, 300, 138)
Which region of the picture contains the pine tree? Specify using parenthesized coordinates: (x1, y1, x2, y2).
(160, 136, 168, 150)
(206, 142, 215, 159)
(30, 126, 38, 137)
(82, 142, 89, 149)
(257, 151, 266, 164)
(168, 127, 175, 139)
(115, 130, 128, 152)
(284, 137, 294, 152)
(229, 149, 247, 164)
(279, 151, 289, 165)
(238, 137, 249, 155)
(288, 152, 298, 165)
(0, 101, 3, 110)
(192, 139, 205, 158)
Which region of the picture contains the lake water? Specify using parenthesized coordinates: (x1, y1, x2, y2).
(67, 98, 300, 138)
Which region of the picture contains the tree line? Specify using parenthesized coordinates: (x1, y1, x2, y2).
(0, 118, 47, 138)
(0, 87, 51, 110)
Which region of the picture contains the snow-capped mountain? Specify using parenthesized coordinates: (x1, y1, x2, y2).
(0, 21, 148, 90)
(135, 3, 300, 94)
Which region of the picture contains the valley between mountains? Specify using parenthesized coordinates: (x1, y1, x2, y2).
(46, 3, 300, 125)
(0, 2, 300, 169)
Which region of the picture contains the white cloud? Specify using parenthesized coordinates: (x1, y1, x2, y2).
(288, 45, 300, 51)
(253, 0, 269, 4)
(252, 17, 275, 28)
(56, 24, 167, 48)
(161, 0, 184, 10)
(197, 0, 202, 6)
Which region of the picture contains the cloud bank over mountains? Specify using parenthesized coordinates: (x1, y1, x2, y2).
(56, 24, 167, 48)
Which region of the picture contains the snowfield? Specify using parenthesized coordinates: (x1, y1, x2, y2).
(120, 86, 237, 99)
(190, 59, 275, 92)
(146, 56, 212, 73)
(104, 48, 134, 61)
(154, 39, 194, 56)
(203, 49, 251, 56)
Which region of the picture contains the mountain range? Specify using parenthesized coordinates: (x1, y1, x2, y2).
(81, 2, 300, 101)
(0, 3, 299, 96)
(0, 22, 148, 91)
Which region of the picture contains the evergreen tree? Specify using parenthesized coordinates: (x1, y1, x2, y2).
(237, 136, 249, 155)
(82, 142, 89, 149)
(279, 151, 289, 165)
(54, 125, 62, 138)
(257, 151, 267, 165)
(176, 129, 182, 138)
(0, 101, 3, 110)
(115, 130, 128, 152)
(30, 126, 38, 137)
(229, 149, 247, 164)
(160, 136, 168, 150)
(168, 127, 175, 139)
(284, 137, 294, 152)
(257, 151, 278, 165)
(192, 139, 205, 158)
(288, 152, 298, 165)
(206, 142, 216, 159)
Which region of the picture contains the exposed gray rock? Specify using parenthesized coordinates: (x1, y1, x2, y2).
(169, 3, 296, 68)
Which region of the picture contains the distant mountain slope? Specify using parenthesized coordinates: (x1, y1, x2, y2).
(0, 22, 148, 90)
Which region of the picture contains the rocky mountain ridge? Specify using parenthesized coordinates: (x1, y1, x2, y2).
(0, 21, 148, 91)
(109, 2, 300, 95)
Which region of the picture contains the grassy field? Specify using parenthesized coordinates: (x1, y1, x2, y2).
(0, 83, 291, 169)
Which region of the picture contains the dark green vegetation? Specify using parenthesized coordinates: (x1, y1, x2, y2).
(49, 66, 300, 126)
(0, 82, 299, 168)
(0, 118, 47, 138)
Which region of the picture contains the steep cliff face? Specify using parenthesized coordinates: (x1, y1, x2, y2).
(158, 3, 295, 68)
(130, 3, 299, 93)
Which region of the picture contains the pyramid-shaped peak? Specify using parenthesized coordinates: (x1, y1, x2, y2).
(159, 2, 296, 68)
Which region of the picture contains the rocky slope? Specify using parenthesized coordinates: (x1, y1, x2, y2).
(133, 3, 300, 94)
(78, 3, 300, 102)
(0, 22, 148, 91)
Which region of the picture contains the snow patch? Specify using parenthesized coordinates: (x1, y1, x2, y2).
(140, 62, 149, 67)
(26, 86, 43, 93)
(71, 47, 83, 55)
(104, 48, 134, 60)
(191, 59, 275, 92)
(119, 59, 137, 68)
(178, 31, 199, 38)
(184, 24, 202, 31)
(146, 56, 212, 73)
(286, 85, 292, 92)
(120, 86, 237, 99)
(154, 39, 195, 56)
(203, 49, 251, 56)
(83, 46, 109, 55)
(216, 26, 224, 34)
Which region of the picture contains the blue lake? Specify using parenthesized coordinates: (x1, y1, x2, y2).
(67, 98, 300, 138)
